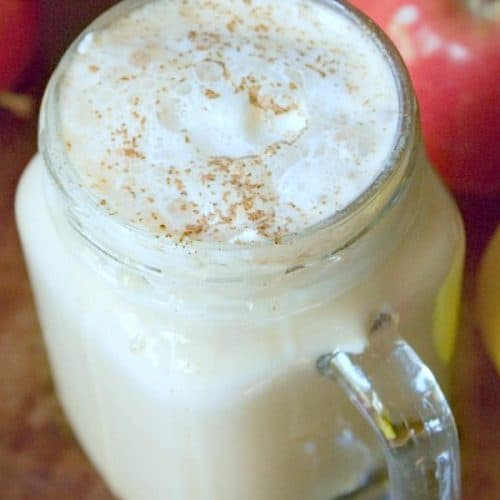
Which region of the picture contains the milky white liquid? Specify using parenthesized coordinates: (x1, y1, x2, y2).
(16, 1, 464, 499)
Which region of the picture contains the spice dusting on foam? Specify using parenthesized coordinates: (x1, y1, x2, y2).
(59, 0, 399, 244)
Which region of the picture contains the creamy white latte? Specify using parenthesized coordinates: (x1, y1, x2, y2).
(59, 0, 399, 243)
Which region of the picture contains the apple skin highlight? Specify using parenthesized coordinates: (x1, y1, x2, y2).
(350, 0, 500, 197)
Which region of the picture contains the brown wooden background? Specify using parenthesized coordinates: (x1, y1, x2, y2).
(1, 1, 499, 498)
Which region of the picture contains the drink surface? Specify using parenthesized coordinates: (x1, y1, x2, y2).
(59, 0, 400, 244)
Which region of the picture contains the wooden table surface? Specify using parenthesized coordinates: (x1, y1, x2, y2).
(1, 2, 499, 498)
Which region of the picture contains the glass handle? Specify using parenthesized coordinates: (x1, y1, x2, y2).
(317, 312, 460, 499)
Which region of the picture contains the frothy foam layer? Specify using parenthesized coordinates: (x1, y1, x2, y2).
(59, 0, 399, 244)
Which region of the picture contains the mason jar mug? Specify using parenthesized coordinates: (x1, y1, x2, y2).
(16, 1, 465, 499)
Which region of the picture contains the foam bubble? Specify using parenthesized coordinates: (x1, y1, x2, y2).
(59, 0, 399, 244)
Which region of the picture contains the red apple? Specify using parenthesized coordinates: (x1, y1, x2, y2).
(0, 0, 40, 90)
(349, 0, 500, 197)
(0, 0, 39, 117)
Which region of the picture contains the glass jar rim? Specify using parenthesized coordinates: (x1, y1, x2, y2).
(39, 0, 418, 280)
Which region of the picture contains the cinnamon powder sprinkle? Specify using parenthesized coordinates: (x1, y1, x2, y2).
(204, 88, 220, 99)
(59, 0, 396, 244)
(226, 19, 237, 32)
(122, 147, 146, 160)
(305, 63, 326, 78)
